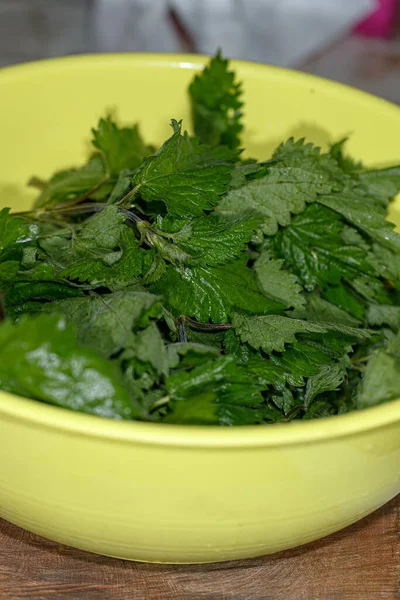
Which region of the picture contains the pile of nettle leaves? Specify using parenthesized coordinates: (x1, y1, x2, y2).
(0, 53, 400, 425)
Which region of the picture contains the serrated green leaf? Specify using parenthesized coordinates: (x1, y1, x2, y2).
(45, 291, 162, 357)
(189, 51, 243, 149)
(232, 312, 369, 354)
(254, 250, 305, 310)
(304, 363, 346, 407)
(40, 206, 127, 272)
(61, 228, 151, 289)
(272, 203, 376, 291)
(130, 120, 237, 217)
(152, 213, 259, 266)
(131, 322, 168, 376)
(329, 138, 363, 175)
(217, 166, 331, 236)
(151, 258, 282, 322)
(217, 137, 345, 236)
(232, 313, 328, 354)
(301, 293, 361, 327)
(366, 304, 400, 332)
(272, 138, 345, 187)
(164, 355, 278, 426)
(357, 331, 400, 408)
(270, 338, 341, 387)
(34, 155, 106, 208)
(318, 191, 400, 254)
(370, 242, 400, 286)
(92, 116, 153, 177)
(359, 165, 400, 207)
(38, 207, 153, 289)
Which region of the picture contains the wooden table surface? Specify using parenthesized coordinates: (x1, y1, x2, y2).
(0, 496, 398, 600)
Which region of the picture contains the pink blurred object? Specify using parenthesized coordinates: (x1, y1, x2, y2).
(354, 0, 399, 38)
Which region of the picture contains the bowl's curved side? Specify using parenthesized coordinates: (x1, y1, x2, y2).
(1, 405, 399, 562)
(0, 54, 399, 562)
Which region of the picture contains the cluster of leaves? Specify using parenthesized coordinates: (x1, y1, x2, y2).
(0, 53, 400, 425)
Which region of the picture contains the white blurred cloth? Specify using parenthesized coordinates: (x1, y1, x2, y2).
(92, 0, 375, 65)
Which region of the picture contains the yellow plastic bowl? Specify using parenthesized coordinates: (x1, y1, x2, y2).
(0, 54, 399, 564)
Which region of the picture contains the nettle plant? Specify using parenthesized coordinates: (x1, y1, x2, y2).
(0, 53, 399, 425)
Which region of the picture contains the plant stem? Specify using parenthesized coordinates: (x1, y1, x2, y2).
(184, 316, 232, 330)
(285, 404, 305, 420)
(150, 395, 171, 410)
(178, 321, 188, 342)
(117, 185, 140, 207)
(118, 207, 143, 224)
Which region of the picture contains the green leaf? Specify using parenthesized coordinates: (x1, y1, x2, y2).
(0, 261, 57, 296)
(357, 331, 400, 408)
(301, 293, 361, 327)
(304, 363, 346, 407)
(272, 138, 345, 187)
(229, 162, 263, 190)
(271, 203, 376, 291)
(323, 283, 366, 321)
(92, 117, 153, 177)
(359, 165, 400, 207)
(0, 208, 39, 258)
(130, 120, 237, 217)
(189, 51, 243, 149)
(366, 304, 400, 332)
(233, 313, 327, 354)
(46, 291, 162, 357)
(254, 250, 305, 310)
(38, 207, 152, 289)
(34, 155, 106, 208)
(244, 355, 289, 388)
(0, 314, 142, 419)
(217, 139, 341, 235)
(131, 322, 168, 376)
(60, 228, 151, 289)
(152, 213, 259, 266)
(370, 242, 400, 286)
(5, 280, 84, 318)
(76, 205, 127, 249)
(269, 337, 346, 387)
(0, 261, 20, 288)
(329, 138, 363, 175)
(151, 258, 282, 322)
(164, 355, 278, 426)
(318, 191, 400, 254)
(223, 328, 251, 362)
(107, 170, 134, 205)
(232, 312, 369, 354)
(167, 342, 220, 370)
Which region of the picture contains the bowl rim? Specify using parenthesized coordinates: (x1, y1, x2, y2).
(0, 52, 399, 449)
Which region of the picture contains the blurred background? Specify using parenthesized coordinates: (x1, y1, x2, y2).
(0, 0, 399, 103)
